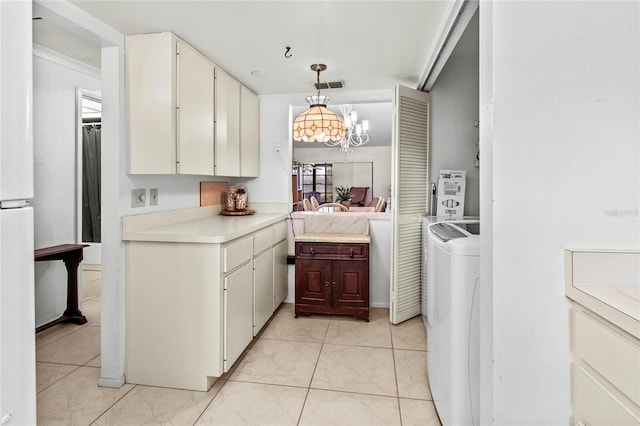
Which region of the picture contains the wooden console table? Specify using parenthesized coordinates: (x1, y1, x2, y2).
(35, 244, 89, 333)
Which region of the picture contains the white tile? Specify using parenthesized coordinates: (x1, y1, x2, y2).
(197, 381, 306, 426)
(94, 381, 222, 425)
(311, 344, 397, 397)
(394, 349, 432, 400)
(230, 339, 321, 387)
(390, 316, 427, 351)
(299, 389, 401, 426)
(399, 398, 441, 426)
(37, 367, 133, 425)
(37, 326, 100, 366)
(36, 362, 79, 393)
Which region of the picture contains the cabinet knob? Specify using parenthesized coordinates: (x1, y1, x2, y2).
(325, 281, 330, 287)
(332, 282, 336, 288)
(309, 248, 315, 255)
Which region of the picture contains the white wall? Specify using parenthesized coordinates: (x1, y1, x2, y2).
(32, 47, 100, 327)
(247, 89, 393, 204)
(429, 11, 479, 216)
(480, 1, 639, 424)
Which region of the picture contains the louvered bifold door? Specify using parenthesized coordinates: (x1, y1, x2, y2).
(390, 85, 430, 324)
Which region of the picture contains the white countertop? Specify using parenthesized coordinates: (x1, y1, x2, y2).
(565, 249, 640, 338)
(294, 232, 371, 244)
(123, 213, 287, 244)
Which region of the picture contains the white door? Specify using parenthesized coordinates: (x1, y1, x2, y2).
(390, 85, 430, 324)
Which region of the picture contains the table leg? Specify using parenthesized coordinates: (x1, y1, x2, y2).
(62, 251, 88, 325)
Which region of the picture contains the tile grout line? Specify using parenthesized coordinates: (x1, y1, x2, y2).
(296, 310, 331, 425)
(88, 384, 138, 426)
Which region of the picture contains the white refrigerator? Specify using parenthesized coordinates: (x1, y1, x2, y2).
(0, 1, 37, 424)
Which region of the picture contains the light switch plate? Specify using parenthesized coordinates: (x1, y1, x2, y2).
(131, 188, 146, 208)
(150, 188, 158, 206)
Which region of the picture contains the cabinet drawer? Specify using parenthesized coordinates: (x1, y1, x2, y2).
(574, 309, 640, 405)
(273, 220, 288, 244)
(253, 227, 273, 255)
(296, 242, 368, 260)
(573, 366, 640, 425)
(223, 235, 253, 273)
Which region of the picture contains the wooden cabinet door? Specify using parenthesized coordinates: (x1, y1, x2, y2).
(214, 68, 240, 176)
(253, 249, 274, 336)
(177, 41, 214, 175)
(332, 260, 369, 308)
(240, 85, 259, 177)
(295, 258, 331, 306)
(223, 262, 253, 372)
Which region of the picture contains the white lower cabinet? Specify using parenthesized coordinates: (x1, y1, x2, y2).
(253, 250, 274, 336)
(570, 304, 640, 425)
(125, 218, 287, 391)
(223, 261, 253, 372)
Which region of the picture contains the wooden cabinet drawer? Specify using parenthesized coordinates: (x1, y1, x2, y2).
(223, 235, 253, 273)
(574, 309, 640, 405)
(273, 220, 288, 243)
(253, 227, 273, 255)
(296, 242, 368, 260)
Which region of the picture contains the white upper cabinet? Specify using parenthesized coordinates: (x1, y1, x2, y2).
(240, 85, 259, 177)
(127, 32, 178, 174)
(127, 32, 259, 177)
(214, 68, 240, 177)
(177, 41, 214, 175)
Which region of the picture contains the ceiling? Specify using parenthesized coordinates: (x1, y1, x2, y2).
(34, 1, 453, 95)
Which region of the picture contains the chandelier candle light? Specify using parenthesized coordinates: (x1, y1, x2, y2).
(324, 104, 370, 152)
(293, 64, 345, 143)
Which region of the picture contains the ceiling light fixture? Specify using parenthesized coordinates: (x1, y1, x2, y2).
(324, 104, 370, 153)
(292, 64, 345, 143)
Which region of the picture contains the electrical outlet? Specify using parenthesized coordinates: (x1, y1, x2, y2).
(131, 188, 146, 208)
(150, 188, 158, 206)
(273, 143, 281, 153)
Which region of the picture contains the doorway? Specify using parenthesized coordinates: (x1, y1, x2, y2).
(77, 89, 102, 265)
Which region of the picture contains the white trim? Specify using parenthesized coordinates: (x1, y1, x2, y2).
(417, 0, 479, 91)
(33, 43, 100, 79)
(98, 376, 125, 389)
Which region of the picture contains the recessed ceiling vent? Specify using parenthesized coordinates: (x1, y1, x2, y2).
(314, 80, 344, 90)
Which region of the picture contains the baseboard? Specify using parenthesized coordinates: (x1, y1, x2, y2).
(98, 375, 125, 389)
(82, 264, 102, 272)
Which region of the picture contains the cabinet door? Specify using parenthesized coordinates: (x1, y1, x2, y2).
(273, 239, 288, 310)
(177, 41, 214, 175)
(295, 258, 331, 306)
(332, 260, 369, 308)
(240, 85, 259, 177)
(253, 249, 274, 336)
(127, 33, 177, 174)
(214, 68, 241, 176)
(224, 262, 253, 372)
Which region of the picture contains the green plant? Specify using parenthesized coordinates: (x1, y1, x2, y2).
(334, 185, 352, 202)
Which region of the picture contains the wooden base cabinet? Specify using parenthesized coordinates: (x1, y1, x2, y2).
(295, 242, 369, 320)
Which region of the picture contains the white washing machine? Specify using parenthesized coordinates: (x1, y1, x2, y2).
(421, 218, 480, 426)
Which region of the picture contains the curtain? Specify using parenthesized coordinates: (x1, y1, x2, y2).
(82, 126, 101, 243)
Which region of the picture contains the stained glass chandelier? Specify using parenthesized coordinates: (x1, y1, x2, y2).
(292, 64, 345, 143)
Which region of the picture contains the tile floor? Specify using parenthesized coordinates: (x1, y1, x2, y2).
(35, 270, 441, 425)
